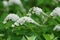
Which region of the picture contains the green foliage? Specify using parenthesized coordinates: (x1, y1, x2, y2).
(0, 0, 60, 40)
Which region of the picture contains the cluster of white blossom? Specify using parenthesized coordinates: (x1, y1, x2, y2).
(8, 0, 22, 5)
(32, 7, 43, 15)
(50, 7, 60, 17)
(53, 24, 60, 31)
(27, 7, 43, 16)
(27, 7, 48, 17)
(50, 7, 60, 31)
(3, 0, 26, 12)
(3, 13, 20, 24)
(3, 1, 60, 32)
(12, 16, 40, 27)
(3, 0, 22, 6)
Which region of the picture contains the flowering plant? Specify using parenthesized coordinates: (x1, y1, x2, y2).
(0, 0, 60, 40)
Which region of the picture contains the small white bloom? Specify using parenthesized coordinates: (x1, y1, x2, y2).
(50, 7, 60, 17)
(32, 7, 43, 15)
(3, 0, 8, 7)
(8, 0, 21, 5)
(12, 16, 40, 27)
(8, 0, 26, 13)
(53, 24, 60, 31)
(3, 13, 20, 24)
(12, 17, 26, 27)
(12, 24, 15, 27)
(3, 0, 24, 7)
(29, 7, 43, 15)
(27, 7, 47, 17)
(27, 13, 32, 17)
(29, 8, 32, 12)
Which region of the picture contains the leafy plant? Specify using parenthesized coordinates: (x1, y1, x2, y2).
(0, 0, 60, 40)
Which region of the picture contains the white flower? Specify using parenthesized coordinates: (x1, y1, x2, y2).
(27, 8, 32, 17)
(8, 0, 26, 13)
(27, 7, 43, 16)
(3, 0, 26, 13)
(27, 13, 32, 17)
(12, 16, 40, 27)
(27, 7, 48, 17)
(50, 7, 60, 17)
(11, 17, 26, 27)
(53, 24, 60, 31)
(3, 0, 8, 7)
(3, 13, 20, 24)
(8, 0, 22, 5)
(32, 7, 43, 15)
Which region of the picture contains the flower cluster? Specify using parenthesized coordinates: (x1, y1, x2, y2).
(27, 7, 48, 17)
(3, 14, 40, 27)
(12, 16, 40, 27)
(3, 13, 20, 24)
(2, 4, 60, 31)
(32, 7, 43, 15)
(53, 24, 60, 31)
(3, 0, 26, 12)
(3, 0, 22, 6)
(8, 0, 22, 5)
(50, 7, 60, 17)
(27, 7, 43, 16)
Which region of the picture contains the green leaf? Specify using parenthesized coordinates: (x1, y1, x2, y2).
(0, 34, 4, 36)
(26, 35, 36, 40)
(43, 33, 55, 40)
(21, 36, 27, 40)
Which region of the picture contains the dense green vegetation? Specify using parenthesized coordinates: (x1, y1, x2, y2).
(0, 0, 60, 40)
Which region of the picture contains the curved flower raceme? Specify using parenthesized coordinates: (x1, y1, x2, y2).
(53, 24, 60, 31)
(12, 16, 40, 27)
(27, 7, 48, 17)
(50, 7, 60, 17)
(3, 13, 20, 24)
